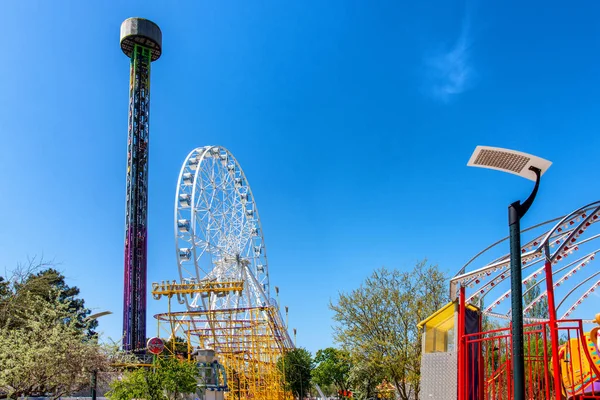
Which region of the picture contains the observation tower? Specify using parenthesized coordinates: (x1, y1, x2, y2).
(120, 17, 162, 352)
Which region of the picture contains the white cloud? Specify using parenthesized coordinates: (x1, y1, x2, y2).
(424, 17, 474, 103)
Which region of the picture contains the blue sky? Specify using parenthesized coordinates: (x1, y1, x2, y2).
(1, 1, 600, 355)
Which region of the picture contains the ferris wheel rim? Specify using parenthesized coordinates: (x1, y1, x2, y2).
(174, 147, 202, 284)
(174, 145, 271, 308)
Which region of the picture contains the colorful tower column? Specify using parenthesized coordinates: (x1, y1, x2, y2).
(120, 17, 162, 352)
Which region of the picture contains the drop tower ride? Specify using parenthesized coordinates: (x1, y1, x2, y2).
(119, 18, 162, 352)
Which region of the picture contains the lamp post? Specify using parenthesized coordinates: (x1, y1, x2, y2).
(284, 359, 308, 400)
(85, 310, 113, 400)
(467, 146, 551, 400)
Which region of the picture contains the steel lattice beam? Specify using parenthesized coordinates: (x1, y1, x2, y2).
(120, 18, 162, 352)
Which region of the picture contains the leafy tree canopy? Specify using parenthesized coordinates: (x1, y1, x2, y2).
(0, 295, 109, 399)
(524, 278, 549, 320)
(312, 347, 351, 392)
(107, 356, 198, 400)
(277, 348, 314, 399)
(163, 336, 189, 358)
(0, 259, 105, 398)
(330, 260, 448, 400)
(348, 361, 386, 400)
(0, 260, 97, 336)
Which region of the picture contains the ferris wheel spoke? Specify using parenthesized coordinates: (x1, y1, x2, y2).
(175, 146, 272, 345)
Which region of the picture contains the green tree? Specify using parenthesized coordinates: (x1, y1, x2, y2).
(31, 268, 98, 336)
(524, 278, 549, 320)
(330, 261, 448, 400)
(107, 357, 198, 400)
(312, 347, 351, 393)
(0, 295, 109, 399)
(522, 279, 551, 396)
(0, 261, 108, 399)
(347, 360, 385, 400)
(0, 277, 9, 298)
(0, 261, 97, 337)
(159, 357, 199, 400)
(277, 348, 314, 399)
(106, 368, 160, 400)
(164, 336, 189, 358)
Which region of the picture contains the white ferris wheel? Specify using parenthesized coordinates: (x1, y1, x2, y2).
(174, 146, 271, 315)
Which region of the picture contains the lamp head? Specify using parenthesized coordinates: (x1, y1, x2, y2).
(86, 311, 113, 320)
(467, 146, 551, 182)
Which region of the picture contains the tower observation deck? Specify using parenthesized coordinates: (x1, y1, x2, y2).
(120, 17, 161, 352)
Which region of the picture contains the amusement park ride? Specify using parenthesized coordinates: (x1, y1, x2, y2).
(117, 16, 600, 400)
(420, 148, 600, 400)
(152, 145, 294, 399)
(118, 18, 294, 399)
(120, 17, 161, 353)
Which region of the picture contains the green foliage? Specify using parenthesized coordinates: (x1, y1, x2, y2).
(0, 295, 109, 399)
(158, 357, 199, 399)
(163, 336, 189, 358)
(524, 279, 549, 320)
(0, 260, 107, 399)
(277, 348, 314, 399)
(0, 260, 97, 336)
(107, 357, 199, 400)
(347, 361, 385, 400)
(330, 260, 448, 400)
(522, 280, 551, 396)
(312, 347, 351, 392)
(105, 368, 153, 400)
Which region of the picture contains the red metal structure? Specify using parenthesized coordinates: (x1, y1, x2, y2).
(460, 318, 600, 400)
(422, 201, 600, 400)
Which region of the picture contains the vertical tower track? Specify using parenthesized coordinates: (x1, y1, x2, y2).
(120, 18, 162, 352)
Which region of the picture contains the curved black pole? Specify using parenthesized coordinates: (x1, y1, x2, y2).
(509, 165, 541, 400)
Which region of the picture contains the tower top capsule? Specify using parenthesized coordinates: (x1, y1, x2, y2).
(120, 17, 162, 61)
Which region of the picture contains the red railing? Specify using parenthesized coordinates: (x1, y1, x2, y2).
(461, 320, 600, 400)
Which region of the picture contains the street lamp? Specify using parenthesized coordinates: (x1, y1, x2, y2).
(284, 359, 308, 400)
(468, 146, 551, 400)
(87, 310, 113, 320)
(85, 310, 113, 400)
